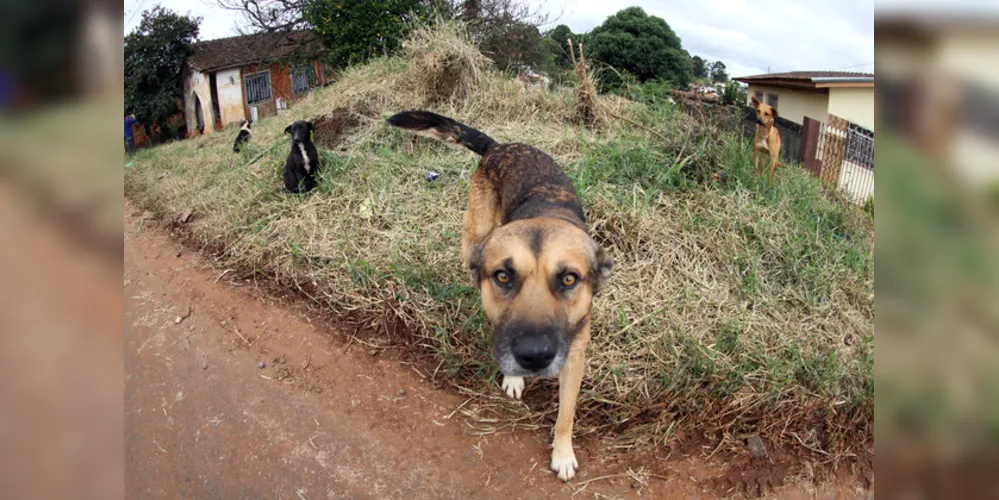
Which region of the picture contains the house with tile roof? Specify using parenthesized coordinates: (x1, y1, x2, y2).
(182, 31, 328, 136)
(734, 71, 874, 130)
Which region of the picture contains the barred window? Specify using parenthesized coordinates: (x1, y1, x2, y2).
(245, 71, 271, 105)
(964, 82, 999, 136)
(767, 92, 779, 108)
(292, 66, 315, 95)
(846, 122, 875, 171)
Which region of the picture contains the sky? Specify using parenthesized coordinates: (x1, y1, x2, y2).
(124, 0, 874, 78)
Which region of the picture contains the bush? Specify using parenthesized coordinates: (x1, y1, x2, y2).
(627, 79, 672, 106)
(596, 67, 638, 95)
(720, 80, 745, 106)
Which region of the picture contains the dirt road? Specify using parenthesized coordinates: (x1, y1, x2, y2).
(124, 203, 865, 499)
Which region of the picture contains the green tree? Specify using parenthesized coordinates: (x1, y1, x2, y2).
(691, 55, 707, 79)
(720, 80, 744, 105)
(477, 15, 546, 70)
(547, 24, 577, 68)
(304, 0, 429, 68)
(586, 7, 692, 88)
(124, 7, 201, 140)
(710, 60, 728, 83)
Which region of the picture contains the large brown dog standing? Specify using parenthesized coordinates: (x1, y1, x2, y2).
(387, 110, 613, 481)
(751, 95, 784, 180)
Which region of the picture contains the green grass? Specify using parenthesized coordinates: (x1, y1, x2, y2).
(125, 21, 873, 462)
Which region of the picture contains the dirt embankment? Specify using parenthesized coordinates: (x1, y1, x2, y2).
(124, 201, 870, 498)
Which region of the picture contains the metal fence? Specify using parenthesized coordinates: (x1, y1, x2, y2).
(814, 115, 874, 204)
(676, 101, 874, 204)
(739, 106, 805, 164)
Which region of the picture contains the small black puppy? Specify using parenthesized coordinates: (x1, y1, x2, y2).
(232, 120, 252, 152)
(282, 120, 321, 194)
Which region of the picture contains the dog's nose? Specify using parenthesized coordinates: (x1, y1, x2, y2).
(512, 334, 557, 371)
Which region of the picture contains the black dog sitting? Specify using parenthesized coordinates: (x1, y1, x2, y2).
(232, 120, 252, 152)
(282, 120, 321, 194)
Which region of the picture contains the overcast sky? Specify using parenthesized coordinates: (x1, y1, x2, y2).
(124, 0, 874, 78)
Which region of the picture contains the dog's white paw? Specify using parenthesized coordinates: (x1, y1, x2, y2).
(501, 375, 524, 400)
(550, 446, 578, 482)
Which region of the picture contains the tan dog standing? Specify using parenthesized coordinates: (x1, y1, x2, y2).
(751, 95, 784, 180)
(387, 110, 613, 481)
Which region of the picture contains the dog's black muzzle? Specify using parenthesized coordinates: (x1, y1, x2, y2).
(495, 322, 566, 376)
(756, 117, 765, 126)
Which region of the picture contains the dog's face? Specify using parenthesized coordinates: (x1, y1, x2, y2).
(241, 120, 252, 131)
(284, 120, 315, 143)
(470, 218, 612, 377)
(751, 96, 778, 126)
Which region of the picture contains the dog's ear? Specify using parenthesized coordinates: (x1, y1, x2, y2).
(590, 245, 614, 296)
(750, 95, 761, 108)
(284, 124, 292, 135)
(770, 106, 779, 118)
(468, 243, 485, 289)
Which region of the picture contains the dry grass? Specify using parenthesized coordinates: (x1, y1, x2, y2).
(125, 21, 873, 465)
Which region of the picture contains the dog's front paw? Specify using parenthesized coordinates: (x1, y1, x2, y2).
(550, 445, 578, 482)
(501, 375, 524, 400)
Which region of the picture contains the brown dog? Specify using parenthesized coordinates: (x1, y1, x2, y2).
(387, 110, 612, 481)
(751, 95, 784, 179)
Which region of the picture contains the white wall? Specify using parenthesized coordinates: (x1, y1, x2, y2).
(215, 68, 245, 126)
(746, 84, 829, 125)
(828, 87, 875, 130)
(183, 69, 214, 135)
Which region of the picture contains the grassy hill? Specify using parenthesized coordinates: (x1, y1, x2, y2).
(125, 21, 873, 464)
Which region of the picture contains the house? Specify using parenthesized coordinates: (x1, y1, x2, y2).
(876, 13, 999, 186)
(183, 31, 328, 136)
(691, 84, 719, 96)
(734, 71, 875, 130)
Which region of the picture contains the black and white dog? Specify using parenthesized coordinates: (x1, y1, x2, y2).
(283, 120, 321, 194)
(232, 120, 252, 152)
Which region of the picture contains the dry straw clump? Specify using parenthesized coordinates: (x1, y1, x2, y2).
(402, 20, 490, 106)
(125, 20, 873, 465)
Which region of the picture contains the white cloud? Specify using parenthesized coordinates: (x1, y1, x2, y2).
(538, 0, 873, 77)
(125, 0, 874, 77)
(124, 0, 246, 41)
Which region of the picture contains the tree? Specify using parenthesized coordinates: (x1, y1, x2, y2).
(215, 0, 311, 33)
(710, 60, 728, 83)
(304, 0, 428, 67)
(691, 55, 707, 79)
(586, 7, 692, 88)
(720, 80, 744, 106)
(124, 7, 201, 140)
(462, 0, 553, 71)
(547, 24, 577, 69)
(216, 0, 552, 71)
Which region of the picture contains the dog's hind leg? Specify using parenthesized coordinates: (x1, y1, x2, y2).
(460, 169, 500, 269)
(551, 321, 590, 481)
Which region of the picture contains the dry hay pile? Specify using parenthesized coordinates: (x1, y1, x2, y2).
(125, 20, 873, 466)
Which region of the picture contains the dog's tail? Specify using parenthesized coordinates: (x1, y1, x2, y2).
(387, 110, 497, 156)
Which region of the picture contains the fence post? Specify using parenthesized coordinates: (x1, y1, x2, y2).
(819, 115, 849, 187)
(801, 117, 821, 178)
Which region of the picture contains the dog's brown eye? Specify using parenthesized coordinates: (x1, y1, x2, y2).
(561, 273, 579, 287)
(494, 270, 511, 284)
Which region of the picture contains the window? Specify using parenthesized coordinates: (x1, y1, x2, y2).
(767, 92, 779, 109)
(245, 71, 272, 105)
(292, 65, 316, 95)
(754, 90, 763, 102)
